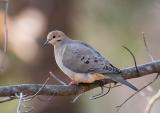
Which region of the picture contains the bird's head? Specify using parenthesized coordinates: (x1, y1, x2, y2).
(43, 30, 67, 47)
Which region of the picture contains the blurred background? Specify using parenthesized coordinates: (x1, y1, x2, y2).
(0, 0, 160, 113)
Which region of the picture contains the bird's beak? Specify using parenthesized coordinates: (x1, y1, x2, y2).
(43, 40, 49, 47)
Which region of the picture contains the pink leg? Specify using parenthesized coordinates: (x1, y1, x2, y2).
(69, 80, 79, 85)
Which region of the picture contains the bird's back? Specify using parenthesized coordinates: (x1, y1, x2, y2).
(61, 40, 121, 74)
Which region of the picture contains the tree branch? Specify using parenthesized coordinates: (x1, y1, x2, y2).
(0, 60, 160, 97)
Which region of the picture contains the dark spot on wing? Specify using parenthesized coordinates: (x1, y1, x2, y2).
(94, 59, 98, 62)
(115, 68, 121, 73)
(109, 64, 114, 67)
(108, 67, 113, 71)
(85, 60, 89, 64)
(81, 56, 85, 61)
(109, 63, 121, 73)
(103, 65, 108, 70)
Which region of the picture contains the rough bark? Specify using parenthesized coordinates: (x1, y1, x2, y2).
(0, 60, 159, 97)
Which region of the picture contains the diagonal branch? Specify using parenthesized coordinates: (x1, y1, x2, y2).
(0, 60, 160, 97)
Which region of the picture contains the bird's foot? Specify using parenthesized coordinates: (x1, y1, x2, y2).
(69, 81, 79, 85)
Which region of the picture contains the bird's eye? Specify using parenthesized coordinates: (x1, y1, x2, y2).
(53, 36, 56, 38)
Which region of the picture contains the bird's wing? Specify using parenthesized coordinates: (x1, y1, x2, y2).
(62, 41, 121, 74)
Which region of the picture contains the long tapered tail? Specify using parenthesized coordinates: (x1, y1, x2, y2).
(106, 74, 138, 91)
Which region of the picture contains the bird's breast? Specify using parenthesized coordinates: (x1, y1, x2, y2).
(54, 46, 105, 83)
(54, 46, 76, 78)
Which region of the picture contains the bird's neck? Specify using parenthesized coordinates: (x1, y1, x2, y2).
(55, 37, 71, 47)
(54, 37, 71, 54)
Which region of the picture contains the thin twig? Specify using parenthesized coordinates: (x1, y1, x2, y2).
(17, 92, 23, 113)
(141, 32, 159, 113)
(49, 72, 66, 85)
(37, 72, 67, 103)
(89, 83, 111, 100)
(0, 96, 15, 103)
(23, 76, 50, 101)
(72, 83, 121, 102)
(89, 85, 104, 99)
(142, 32, 154, 62)
(16, 93, 34, 113)
(122, 45, 139, 75)
(72, 93, 83, 103)
(145, 89, 160, 113)
(116, 74, 159, 113)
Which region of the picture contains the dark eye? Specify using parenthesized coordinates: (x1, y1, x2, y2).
(53, 36, 56, 38)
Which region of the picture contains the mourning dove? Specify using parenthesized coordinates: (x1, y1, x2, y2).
(43, 30, 138, 91)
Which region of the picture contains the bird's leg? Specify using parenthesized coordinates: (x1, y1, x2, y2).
(90, 84, 111, 100)
(89, 80, 105, 99)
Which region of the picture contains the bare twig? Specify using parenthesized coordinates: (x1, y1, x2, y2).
(89, 86, 105, 99)
(23, 76, 50, 101)
(49, 72, 66, 85)
(142, 32, 154, 62)
(16, 92, 23, 113)
(36, 71, 65, 103)
(72, 93, 83, 103)
(89, 83, 111, 100)
(122, 45, 139, 75)
(16, 93, 34, 113)
(72, 82, 121, 102)
(0, 96, 15, 103)
(145, 89, 160, 113)
(36, 72, 67, 102)
(37, 72, 67, 103)
(142, 32, 160, 113)
(116, 74, 159, 113)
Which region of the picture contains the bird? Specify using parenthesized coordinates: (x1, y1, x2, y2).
(43, 30, 138, 91)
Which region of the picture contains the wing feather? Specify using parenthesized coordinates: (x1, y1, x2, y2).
(62, 41, 120, 74)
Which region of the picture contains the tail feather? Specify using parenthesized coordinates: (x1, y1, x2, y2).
(106, 74, 138, 91)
